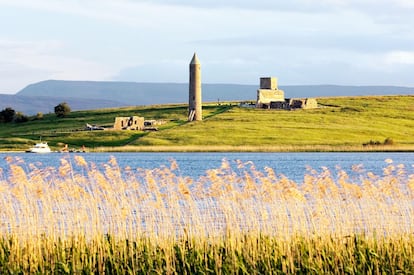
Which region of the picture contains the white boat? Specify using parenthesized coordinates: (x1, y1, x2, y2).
(26, 142, 52, 153)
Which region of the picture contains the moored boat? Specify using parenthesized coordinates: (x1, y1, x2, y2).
(26, 142, 52, 153)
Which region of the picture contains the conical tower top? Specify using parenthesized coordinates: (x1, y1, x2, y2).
(190, 53, 200, 65)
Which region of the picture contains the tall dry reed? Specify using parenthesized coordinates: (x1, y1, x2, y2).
(0, 155, 413, 273)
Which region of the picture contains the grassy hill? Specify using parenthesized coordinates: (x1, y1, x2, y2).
(0, 95, 413, 152)
(3, 80, 414, 115)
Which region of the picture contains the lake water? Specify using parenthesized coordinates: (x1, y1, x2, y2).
(1, 151, 414, 237)
(1, 152, 413, 183)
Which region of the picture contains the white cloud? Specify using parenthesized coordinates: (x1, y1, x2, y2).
(123, 0, 414, 13)
(395, 0, 414, 8)
(0, 0, 414, 89)
(1, 0, 413, 22)
(0, 39, 118, 92)
(385, 51, 414, 65)
(0, 0, 198, 28)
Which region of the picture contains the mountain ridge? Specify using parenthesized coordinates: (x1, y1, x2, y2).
(1, 80, 413, 114)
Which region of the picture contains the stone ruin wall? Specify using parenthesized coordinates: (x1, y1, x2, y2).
(256, 77, 318, 110)
(256, 77, 285, 108)
(113, 116, 144, 130)
(289, 98, 318, 109)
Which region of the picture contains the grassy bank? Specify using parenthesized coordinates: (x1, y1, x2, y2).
(0, 156, 413, 273)
(0, 95, 413, 152)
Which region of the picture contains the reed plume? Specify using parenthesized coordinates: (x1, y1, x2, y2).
(0, 155, 413, 273)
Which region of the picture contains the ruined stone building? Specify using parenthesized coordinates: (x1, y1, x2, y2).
(113, 116, 144, 130)
(256, 77, 285, 108)
(288, 98, 318, 109)
(256, 77, 317, 110)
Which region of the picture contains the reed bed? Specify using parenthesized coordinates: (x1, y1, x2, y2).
(0, 155, 413, 273)
(93, 144, 414, 152)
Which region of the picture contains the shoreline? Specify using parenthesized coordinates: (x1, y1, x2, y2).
(91, 144, 414, 153)
(2, 145, 413, 153)
(0, 145, 414, 153)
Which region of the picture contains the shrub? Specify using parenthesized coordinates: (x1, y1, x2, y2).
(363, 140, 381, 146)
(36, 112, 44, 120)
(363, 137, 394, 146)
(54, 102, 71, 118)
(0, 107, 15, 123)
(383, 137, 394, 145)
(13, 112, 29, 123)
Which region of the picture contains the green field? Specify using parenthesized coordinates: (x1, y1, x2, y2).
(0, 95, 413, 151)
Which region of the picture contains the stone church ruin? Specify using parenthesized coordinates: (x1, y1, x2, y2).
(256, 77, 317, 110)
(113, 116, 144, 130)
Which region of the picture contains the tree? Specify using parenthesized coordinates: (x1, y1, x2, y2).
(54, 102, 71, 118)
(14, 112, 29, 123)
(0, 107, 16, 123)
(36, 112, 44, 120)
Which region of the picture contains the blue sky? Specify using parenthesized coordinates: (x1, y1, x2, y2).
(1, 0, 414, 93)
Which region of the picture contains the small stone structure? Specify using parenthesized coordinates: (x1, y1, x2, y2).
(144, 120, 166, 127)
(256, 77, 285, 108)
(256, 77, 317, 110)
(288, 98, 318, 109)
(113, 116, 144, 130)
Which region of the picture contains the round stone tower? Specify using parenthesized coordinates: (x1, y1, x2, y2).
(188, 53, 202, 121)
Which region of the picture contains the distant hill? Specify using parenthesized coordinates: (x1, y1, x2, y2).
(0, 94, 126, 115)
(1, 80, 413, 114)
(17, 80, 257, 105)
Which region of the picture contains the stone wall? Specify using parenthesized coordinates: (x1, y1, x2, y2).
(289, 98, 318, 109)
(255, 77, 318, 110)
(257, 89, 285, 108)
(256, 77, 285, 108)
(260, 77, 278, 90)
(113, 116, 144, 130)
